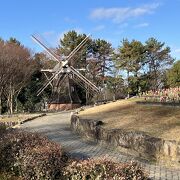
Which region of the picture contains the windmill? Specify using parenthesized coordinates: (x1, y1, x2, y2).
(31, 34, 100, 110)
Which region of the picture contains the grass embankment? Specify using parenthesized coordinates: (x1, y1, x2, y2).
(0, 113, 43, 123)
(79, 99, 180, 141)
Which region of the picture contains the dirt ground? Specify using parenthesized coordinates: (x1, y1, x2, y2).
(79, 99, 180, 141)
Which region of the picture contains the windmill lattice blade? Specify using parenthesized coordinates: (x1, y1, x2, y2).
(31, 34, 60, 63)
(43, 72, 53, 88)
(37, 68, 64, 96)
(53, 62, 62, 72)
(33, 33, 94, 96)
(69, 66, 99, 93)
(71, 76, 94, 96)
(66, 34, 91, 62)
(46, 34, 91, 71)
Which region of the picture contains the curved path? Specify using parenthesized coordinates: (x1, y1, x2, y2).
(21, 112, 180, 180)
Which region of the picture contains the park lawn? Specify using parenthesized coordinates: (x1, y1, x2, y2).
(0, 113, 42, 123)
(79, 99, 180, 141)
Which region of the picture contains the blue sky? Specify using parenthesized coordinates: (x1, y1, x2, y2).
(0, 0, 180, 59)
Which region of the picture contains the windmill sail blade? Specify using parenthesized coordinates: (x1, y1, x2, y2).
(31, 34, 60, 63)
(53, 62, 62, 72)
(53, 34, 91, 69)
(37, 68, 64, 96)
(69, 66, 99, 93)
(66, 34, 91, 62)
(32, 33, 95, 97)
(71, 76, 94, 96)
(43, 72, 53, 88)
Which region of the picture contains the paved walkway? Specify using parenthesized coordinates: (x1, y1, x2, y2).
(21, 112, 180, 180)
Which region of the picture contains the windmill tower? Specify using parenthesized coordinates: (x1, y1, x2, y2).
(31, 34, 99, 110)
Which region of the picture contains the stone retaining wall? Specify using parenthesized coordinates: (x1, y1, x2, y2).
(71, 114, 180, 166)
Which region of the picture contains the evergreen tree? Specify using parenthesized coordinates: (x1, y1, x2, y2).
(166, 60, 180, 87)
(145, 38, 174, 90)
(91, 39, 113, 88)
(115, 39, 145, 96)
(58, 30, 90, 68)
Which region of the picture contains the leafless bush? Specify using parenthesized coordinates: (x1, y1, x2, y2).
(0, 129, 66, 179)
(63, 158, 150, 180)
(0, 128, 150, 179)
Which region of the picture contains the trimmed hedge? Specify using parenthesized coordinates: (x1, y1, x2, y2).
(63, 158, 150, 180)
(0, 128, 67, 179)
(0, 126, 150, 180)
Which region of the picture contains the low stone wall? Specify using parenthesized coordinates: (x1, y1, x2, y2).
(71, 114, 180, 166)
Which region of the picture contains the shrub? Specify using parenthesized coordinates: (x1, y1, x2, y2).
(0, 128, 150, 179)
(0, 129, 67, 179)
(0, 124, 6, 132)
(63, 158, 150, 180)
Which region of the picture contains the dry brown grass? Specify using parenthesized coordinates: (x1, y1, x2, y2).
(79, 99, 180, 141)
(0, 114, 42, 123)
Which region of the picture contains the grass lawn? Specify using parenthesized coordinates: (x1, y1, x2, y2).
(79, 99, 180, 141)
(0, 113, 43, 123)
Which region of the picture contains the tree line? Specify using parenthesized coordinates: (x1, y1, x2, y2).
(0, 31, 179, 114)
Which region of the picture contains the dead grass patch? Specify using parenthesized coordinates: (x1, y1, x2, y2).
(0, 113, 42, 123)
(79, 99, 180, 141)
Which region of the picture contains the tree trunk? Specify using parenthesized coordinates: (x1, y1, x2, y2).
(15, 97, 18, 113)
(127, 71, 130, 98)
(10, 95, 13, 114)
(86, 86, 90, 105)
(9, 90, 13, 115)
(7, 86, 14, 115)
(14, 89, 22, 113)
(113, 94, 116, 101)
(135, 72, 139, 96)
(0, 95, 2, 115)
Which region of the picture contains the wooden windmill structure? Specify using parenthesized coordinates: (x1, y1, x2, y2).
(31, 34, 99, 110)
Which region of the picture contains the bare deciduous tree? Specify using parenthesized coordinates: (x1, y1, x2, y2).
(0, 38, 36, 114)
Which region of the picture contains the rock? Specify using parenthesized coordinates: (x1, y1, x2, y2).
(163, 140, 177, 158)
(70, 114, 180, 165)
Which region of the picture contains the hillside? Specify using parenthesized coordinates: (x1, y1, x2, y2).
(79, 99, 180, 140)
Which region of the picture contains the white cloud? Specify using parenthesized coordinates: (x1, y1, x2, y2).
(90, 3, 160, 23)
(93, 25, 105, 31)
(169, 45, 180, 59)
(134, 22, 149, 28)
(174, 48, 180, 53)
